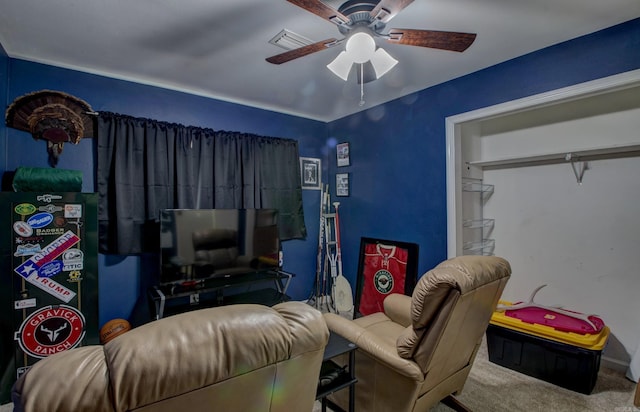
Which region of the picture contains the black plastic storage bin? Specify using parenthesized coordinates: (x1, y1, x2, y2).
(486, 324, 603, 394)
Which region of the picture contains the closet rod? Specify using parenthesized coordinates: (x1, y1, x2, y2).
(466, 144, 640, 170)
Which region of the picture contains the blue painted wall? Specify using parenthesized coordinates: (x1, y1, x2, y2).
(3, 60, 328, 325)
(0, 43, 8, 180)
(1, 18, 638, 327)
(327, 18, 640, 293)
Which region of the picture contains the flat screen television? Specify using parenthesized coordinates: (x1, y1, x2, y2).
(159, 209, 280, 286)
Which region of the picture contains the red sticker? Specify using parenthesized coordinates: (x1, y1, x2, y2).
(15, 305, 86, 359)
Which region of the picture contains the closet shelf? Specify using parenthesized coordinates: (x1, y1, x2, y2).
(463, 219, 495, 229)
(462, 182, 494, 193)
(466, 143, 640, 170)
(463, 239, 495, 255)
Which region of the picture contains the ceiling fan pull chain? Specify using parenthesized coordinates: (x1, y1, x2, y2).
(359, 64, 365, 106)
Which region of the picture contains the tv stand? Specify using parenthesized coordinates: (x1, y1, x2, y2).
(148, 270, 293, 320)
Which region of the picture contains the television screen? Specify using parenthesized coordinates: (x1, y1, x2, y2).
(159, 209, 280, 285)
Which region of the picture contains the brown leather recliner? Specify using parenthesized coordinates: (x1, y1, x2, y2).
(12, 302, 329, 412)
(324, 255, 511, 412)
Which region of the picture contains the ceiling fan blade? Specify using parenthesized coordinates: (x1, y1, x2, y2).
(387, 29, 477, 52)
(286, 0, 350, 27)
(266, 38, 339, 64)
(369, 0, 415, 23)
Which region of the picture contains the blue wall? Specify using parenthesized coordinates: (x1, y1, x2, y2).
(0, 43, 8, 180)
(1, 18, 639, 327)
(3, 61, 328, 325)
(327, 18, 640, 292)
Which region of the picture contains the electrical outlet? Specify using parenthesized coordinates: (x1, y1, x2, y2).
(190, 293, 199, 305)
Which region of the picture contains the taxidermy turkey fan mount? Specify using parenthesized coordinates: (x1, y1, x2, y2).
(266, 0, 477, 67)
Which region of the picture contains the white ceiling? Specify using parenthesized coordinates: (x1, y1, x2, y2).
(0, 0, 638, 122)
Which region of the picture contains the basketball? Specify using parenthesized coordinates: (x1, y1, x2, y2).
(100, 318, 131, 344)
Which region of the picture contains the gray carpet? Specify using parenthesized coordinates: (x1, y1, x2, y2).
(428, 338, 637, 412)
(315, 337, 637, 412)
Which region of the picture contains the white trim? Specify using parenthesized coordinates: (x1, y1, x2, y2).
(447, 69, 640, 125)
(445, 68, 640, 258)
(602, 355, 631, 374)
(445, 119, 460, 258)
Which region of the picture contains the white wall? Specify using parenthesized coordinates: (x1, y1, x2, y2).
(478, 88, 640, 366)
(484, 153, 640, 367)
(476, 87, 640, 163)
(448, 71, 640, 369)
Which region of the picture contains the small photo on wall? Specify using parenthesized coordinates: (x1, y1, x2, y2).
(300, 157, 322, 190)
(336, 173, 349, 197)
(337, 142, 350, 167)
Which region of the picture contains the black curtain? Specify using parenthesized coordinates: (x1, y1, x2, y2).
(96, 112, 306, 255)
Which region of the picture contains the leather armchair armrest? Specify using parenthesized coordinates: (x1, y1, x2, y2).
(324, 313, 368, 345)
(383, 294, 412, 328)
(324, 313, 423, 381)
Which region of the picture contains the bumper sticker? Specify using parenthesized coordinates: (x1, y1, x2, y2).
(14, 231, 80, 302)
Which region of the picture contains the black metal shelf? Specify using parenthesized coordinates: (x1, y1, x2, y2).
(148, 270, 293, 319)
(316, 372, 358, 400)
(316, 332, 358, 412)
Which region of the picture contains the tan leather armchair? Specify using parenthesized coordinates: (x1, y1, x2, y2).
(324, 255, 511, 412)
(12, 302, 329, 412)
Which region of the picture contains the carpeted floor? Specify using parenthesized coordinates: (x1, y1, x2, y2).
(314, 337, 638, 412)
(428, 337, 637, 412)
(313, 302, 637, 411)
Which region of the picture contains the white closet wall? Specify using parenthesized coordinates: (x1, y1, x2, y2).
(485, 157, 640, 366)
(446, 70, 640, 370)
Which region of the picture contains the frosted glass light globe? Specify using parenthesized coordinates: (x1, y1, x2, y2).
(345, 32, 376, 64)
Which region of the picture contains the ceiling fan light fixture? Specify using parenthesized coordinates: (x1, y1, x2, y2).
(327, 30, 398, 81)
(345, 32, 376, 63)
(327, 51, 353, 81)
(370, 47, 398, 79)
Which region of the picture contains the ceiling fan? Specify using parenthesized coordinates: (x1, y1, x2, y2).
(266, 0, 477, 83)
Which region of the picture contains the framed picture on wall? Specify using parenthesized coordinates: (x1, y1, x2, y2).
(336, 173, 349, 197)
(299, 157, 322, 190)
(337, 142, 350, 167)
(355, 237, 419, 317)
